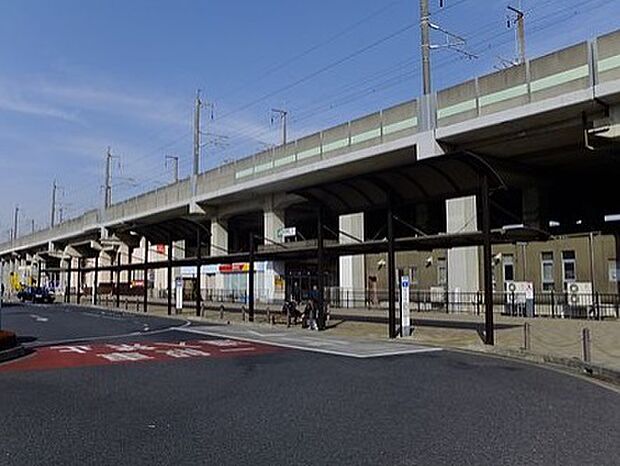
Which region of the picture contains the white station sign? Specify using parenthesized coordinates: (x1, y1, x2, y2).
(277, 227, 297, 239)
(175, 277, 183, 311)
(401, 276, 411, 337)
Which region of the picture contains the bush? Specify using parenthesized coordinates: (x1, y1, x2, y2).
(0, 331, 17, 351)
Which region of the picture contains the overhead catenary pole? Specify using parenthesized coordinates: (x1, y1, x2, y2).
(104, 147, 113, 208)
(418, 0, 435, 131)
(165, 155, 179, 183)
(420, 0, 432, 96)
(193, 90, 202, 177)
(12, 206, 19, 240)
(271, 109, 288, 145)
(51, 180, 57, 227)
(508, 4, 526, 65)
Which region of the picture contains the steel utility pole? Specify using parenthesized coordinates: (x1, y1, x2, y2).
(104, 147, 113, 208)
(271, 109, 288, 145)
(165, 155, 179, 183)
(508, 4, 526, 65)
(420, 0, 432, 96)
(193, 90, 202, 177)
(50, 180, 57, 227)
(12, 206, 19, 240)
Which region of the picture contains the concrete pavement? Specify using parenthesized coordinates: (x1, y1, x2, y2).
(88, 296, 620, 375)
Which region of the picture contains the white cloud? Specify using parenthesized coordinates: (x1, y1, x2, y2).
(0, 75, 190, 128)
(34, 81, 189, 126)
(0, 85, 79, 122)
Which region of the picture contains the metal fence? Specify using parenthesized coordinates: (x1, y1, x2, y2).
(68, 284, 620, 321)
(327, 288, 620, 320)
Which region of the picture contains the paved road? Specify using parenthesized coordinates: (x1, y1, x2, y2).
(0, 303, 618, 466)
(1, 302, 187, 346)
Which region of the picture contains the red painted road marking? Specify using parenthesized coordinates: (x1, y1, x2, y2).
(0, 339, 280, 373)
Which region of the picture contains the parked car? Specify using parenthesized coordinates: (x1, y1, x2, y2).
(17, 287, 55, 304)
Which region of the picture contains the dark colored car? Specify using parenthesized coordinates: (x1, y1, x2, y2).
(17, 287, 55, 304)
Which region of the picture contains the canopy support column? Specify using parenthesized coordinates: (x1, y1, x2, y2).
(93, 256, 99, 306)
(387, 201, 397, 339)
(143, 240, 149, 313)
(115, 252, 121, 308)
(481, 174, 494, 345)
(167, 237, 173, 316)
(66, 260, 72, 304)
(248, 232, 255, 322)
(196, 229, 202, 317)
(317, 206, 326, 330)
(77, 258, 82, 305)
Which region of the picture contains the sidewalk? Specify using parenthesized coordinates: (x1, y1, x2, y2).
(81, 297, 620, 376)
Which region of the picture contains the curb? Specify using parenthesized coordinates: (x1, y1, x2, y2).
(0, 345, 27, 364)
(448, 345, 620, 387)
(488, 347, 620, 386)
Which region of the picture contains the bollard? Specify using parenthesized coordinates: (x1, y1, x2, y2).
(241, 306, 246, 322)
(523, 322, 531, 351)
(201, 302, 206, 318)
(136, 298, 140, 312)
(125, 297, 128, 310)
(266, 307, 271, 324)
(219, 304, 225, 320)
(582, 328, 591, 363)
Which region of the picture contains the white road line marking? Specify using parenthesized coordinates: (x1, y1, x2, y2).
(29, 314, 49, 322)
(177, 327, 442, 359)
(220, 347, 256, 353)
(247, 330, 284, 337)
(29, 321, 192, 348)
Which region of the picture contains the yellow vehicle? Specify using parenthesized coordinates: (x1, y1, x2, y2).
(9, 272, 23, 293)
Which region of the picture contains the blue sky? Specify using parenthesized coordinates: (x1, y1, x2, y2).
(0, 0, 618, 240)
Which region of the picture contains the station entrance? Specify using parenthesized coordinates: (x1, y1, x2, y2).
(285, 260, 337, 303)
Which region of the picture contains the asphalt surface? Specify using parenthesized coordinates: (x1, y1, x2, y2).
(0, 303, 618, 466)
(0, 302, 187, 345)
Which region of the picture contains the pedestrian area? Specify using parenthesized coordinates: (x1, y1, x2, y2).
(179, 324, 442, 358)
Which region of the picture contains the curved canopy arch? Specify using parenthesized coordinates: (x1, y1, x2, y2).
(292, 151, 507, 214)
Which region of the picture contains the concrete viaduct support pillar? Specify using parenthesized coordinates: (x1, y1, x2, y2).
(263, 196, 285, 303)
(522, 187, 549, 230)
(210, 218, 228, 295)
(447, 196, 480, 295)
(338, 213, 365, 308)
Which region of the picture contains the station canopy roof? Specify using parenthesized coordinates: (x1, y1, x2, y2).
(292, 151, 508, 215)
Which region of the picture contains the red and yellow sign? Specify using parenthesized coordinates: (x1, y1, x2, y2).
(218, 263, 250, 273)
